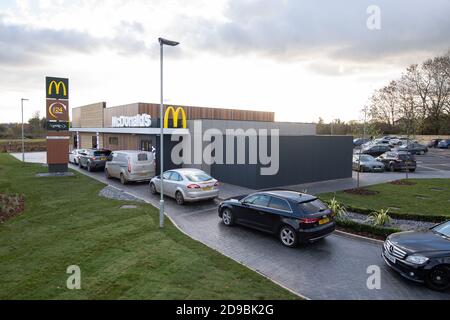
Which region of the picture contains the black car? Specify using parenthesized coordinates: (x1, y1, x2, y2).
(78, 149, 112, 172)
(377, 151, 416, 172)
(361, 145, 391, 157)
(218, 191, 335, 247)
(382, 221, 450, 291)
(353, 138, 370, 147)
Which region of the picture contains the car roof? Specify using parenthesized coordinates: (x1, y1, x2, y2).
(114, 150, 152, 154)
(169, 168, 207, 174)
(258, 190, 316, 203)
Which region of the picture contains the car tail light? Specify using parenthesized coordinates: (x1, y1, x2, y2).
(91, 157, 96, 161)
(127, 159, 131, 173)
(187, 184, 201, 189)
(299, 217, 320, 224)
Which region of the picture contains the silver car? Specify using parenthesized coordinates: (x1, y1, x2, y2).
(352, 154, 385, 172)
(105, 150, 155, 184)
(68, 149, 86, 165)
(149, 168, 219, 205)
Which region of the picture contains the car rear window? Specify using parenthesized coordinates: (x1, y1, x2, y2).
(298, 199, 328, 214)
(94, 150, 111, 156)
(185, 172, 213, 182)
(398, 154, 414, 160)
(137, 153, 149, 161)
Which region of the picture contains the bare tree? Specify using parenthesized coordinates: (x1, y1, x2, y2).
(369, 80, 399, 128)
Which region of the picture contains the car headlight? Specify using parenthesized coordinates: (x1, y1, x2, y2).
(405, 255, 429, 265)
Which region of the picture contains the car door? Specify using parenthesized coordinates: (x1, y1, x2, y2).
(238, 194, 271, 230)
(169, 172, 183, 197)
(162, 171, 175, 197)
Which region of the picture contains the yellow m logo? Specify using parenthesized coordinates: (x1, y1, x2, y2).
(164, 106, 186, 128)
(48, 81, 67, 97)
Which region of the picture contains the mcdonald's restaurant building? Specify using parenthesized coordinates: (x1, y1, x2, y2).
(70, 102, 353, 189)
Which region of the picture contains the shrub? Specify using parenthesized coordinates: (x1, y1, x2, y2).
(366, 208, 391, 227)
(328, 197, 348, 221)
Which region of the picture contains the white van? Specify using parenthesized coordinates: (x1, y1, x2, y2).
(105, 150, 155, 184)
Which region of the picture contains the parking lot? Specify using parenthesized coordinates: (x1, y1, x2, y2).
(11, 149, 450, 299)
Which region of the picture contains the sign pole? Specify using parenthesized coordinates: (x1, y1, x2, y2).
(159, 42, 165, 229)
(21, 98, 28, 162)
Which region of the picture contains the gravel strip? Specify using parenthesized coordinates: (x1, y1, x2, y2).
(344, 211, 436, 231)
(99, 185, 145, 202)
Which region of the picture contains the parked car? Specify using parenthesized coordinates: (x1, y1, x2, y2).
(78, 149, 112, 172)
(396, 142, 428, 155)
(149, 168, 219, 205)
(382, 220, 450, 291)
(105, 150, 155, 184)
(427, 139, 443, 148)
(361, 145, 391, 157)
(353, 138, 370, 147)
(68, 149, 86, 165)
(218, 190, 335, 248)
(352, 154, 385, 172)
(438, 139, 450, 149)
(376, 151, 417, 172)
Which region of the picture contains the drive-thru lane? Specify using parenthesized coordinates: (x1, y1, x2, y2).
(67, 163, 450, 300)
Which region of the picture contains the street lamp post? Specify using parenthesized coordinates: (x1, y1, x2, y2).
(158, 37, 179, 229)
(21, 98, 29, 162)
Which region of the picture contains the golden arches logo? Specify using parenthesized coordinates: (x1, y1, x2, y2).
(48, 80, 67, 97)
(48, 102, 67, 119)
(164, 106, 186, 129)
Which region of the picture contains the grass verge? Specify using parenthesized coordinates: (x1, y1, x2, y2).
(319, 179, 450, 220)
(0, 154, 297, 300)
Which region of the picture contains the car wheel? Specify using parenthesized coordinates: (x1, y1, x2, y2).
(149, 182, 157, 195)
(279, 225, 298, 248)
(221, 208, 234, 226)
(409, 168, 416, 172)
(426, 266, 450, 291)
(175, 191, 185, 205)
(105, 169, 111, 179)
(79, 161, 83, 169)
(120, 173, 127, 185)
(389, 164, 395, 172)
(87, 163, 92, 172)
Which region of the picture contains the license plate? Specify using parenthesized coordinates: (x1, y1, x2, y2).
(319, 218, 329, 225)
(384, 250, 396, 264)
(101, 157, 106, 161)
(202, 186, 212, 191)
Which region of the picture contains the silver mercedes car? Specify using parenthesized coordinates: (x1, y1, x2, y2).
(149, 168, 220, 205)
(352, 154, 385, 172)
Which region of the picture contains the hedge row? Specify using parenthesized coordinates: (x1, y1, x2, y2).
(344, 205, 448, 223)
(336, 219, 401, 239)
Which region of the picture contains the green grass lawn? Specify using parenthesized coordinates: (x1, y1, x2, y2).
(319, 179, 450, 218)
(0, 154, 297, 300)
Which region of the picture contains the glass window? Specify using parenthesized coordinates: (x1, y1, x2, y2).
(171, 172, 182, 181)
(109, 137, 119, 145)
(94, 150, 111, 157)
(137, 153, 148, 161)
(242, 194, 258, 204)
(299, 199, 328, 214)
(185, 172, 213, 182)
(433, 222, 450, 237)
(163, 172, 172, 180)
(269, 197, 291, 211)
(252, 195, 270, 207)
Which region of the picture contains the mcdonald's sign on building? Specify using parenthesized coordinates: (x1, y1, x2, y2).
(46, 77, 69, 100)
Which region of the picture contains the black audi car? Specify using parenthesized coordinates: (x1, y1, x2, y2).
(218, 190, 335, 248)
(382, 221, 450, 291)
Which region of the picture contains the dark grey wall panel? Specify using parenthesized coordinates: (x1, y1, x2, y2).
(211, 135, 353, 189)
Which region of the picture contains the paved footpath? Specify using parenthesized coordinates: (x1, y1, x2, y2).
(11, 152, 450, 299)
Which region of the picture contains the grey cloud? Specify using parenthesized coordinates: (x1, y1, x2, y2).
(180, 0, 450, 63)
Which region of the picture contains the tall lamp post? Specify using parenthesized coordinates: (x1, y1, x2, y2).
(21, 98, 29, 162)
(158, 37, 179, 228)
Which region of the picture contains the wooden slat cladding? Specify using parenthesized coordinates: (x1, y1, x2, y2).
(104, 103, 139, 127)
(138, 103, 274, 122)
(72, 102, 106, 128)
(103, 133, 138, 151)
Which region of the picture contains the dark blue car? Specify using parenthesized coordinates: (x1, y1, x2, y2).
(438, 139, 450, 149)
(218, 190, 335, 248)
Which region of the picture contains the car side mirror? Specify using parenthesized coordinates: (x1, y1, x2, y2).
(241, 200, 249, 206)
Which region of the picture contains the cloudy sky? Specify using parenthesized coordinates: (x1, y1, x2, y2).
(0, 0, 449, 124)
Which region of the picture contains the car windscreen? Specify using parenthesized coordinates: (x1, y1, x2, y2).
(433, 222, 450, 238)
(360, 155, 374, 162)
(185, 172, 213, 182)
(398, 154, 414, 160)
(298, 199, 328, 214)
(94, 150, 111, 156)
